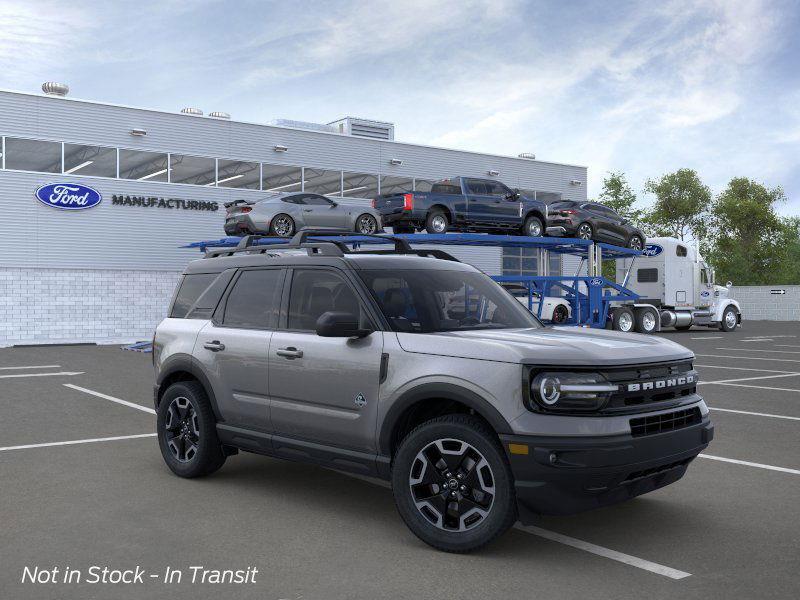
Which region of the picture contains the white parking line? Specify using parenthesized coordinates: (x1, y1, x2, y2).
(64, 384, 156, 415)
(708, 407, 800, 421)
(695, 364, 798, 374)
(739, 339, 773, 342)
(0, 365, 61, 370)
(698, 372, 800, 385)
(703, 381, 800, 393)
(0, 433, 156, 453)
(515, 525, 691, 580)
(0, 371, 84, 379)
(716, 347, 800, 355)
(336, 471, 691, 579)
(774, 344, 800, 349)
(690, 336, 723, 340)
(696, 354, 800, 364)
(699, 454, 800, 475)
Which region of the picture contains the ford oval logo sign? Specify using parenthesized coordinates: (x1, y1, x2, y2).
(588, 278, 603, 287)
(700, 290, 710, 297)
(35, 183, 102, 210)
(642, 244, 663, 257)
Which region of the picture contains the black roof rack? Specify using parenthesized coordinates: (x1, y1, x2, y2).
(203, 228, 459, 262)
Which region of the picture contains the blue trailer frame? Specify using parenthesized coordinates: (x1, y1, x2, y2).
(186, 233, 641, 328)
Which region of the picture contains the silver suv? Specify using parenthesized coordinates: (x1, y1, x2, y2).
(153, 231, 713, 552)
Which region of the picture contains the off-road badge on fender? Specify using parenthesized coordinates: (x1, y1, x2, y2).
(354, 393, 367, 408)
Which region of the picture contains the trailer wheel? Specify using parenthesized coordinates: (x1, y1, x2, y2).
(719, 306, 738, 332)
(634, 308, 657, 334)
(612, 307, 635, 332)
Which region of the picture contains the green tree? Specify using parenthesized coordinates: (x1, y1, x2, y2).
(706, 177, 794, 285)
(597, 171, 643, 226)
(642, 169, 711, 241)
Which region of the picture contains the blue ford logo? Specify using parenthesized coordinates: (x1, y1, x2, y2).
(35, 183, 102, 210)
(700, 290, 710, 297)
(588, 278, 603, 286)
(642, 244, 663, 257)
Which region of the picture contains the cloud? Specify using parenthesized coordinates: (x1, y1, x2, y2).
(0, 1, 90, 82)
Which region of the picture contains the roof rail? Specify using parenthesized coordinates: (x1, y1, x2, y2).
(204, 232, 346, 258)
(290, 228, 414, 254)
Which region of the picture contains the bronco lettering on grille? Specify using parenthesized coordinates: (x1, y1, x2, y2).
(626, 374, 695, 393)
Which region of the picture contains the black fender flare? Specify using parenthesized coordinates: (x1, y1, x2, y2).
(156, 354, 223, 421)
(523, 209, 546, 225)
(378, 382, 513, 456)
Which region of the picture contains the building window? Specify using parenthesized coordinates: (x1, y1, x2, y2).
(379, 175, 413, 195)
(502, 248, 538, 276)
(119, 149, 168, 182)
(4, 138, 61, 173)
(63, 144, 117, 177)
(217, 159, 260, 189)
(262, 164, 302, 193)
(304, 168, 342, 196)
(341, 172, 379, 198)
(170, 154, 216, 186)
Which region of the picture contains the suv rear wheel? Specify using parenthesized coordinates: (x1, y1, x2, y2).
(392, 414, 516, 553)
(157, 381, 226, 478)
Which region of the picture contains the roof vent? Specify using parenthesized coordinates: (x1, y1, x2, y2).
(518, 152, 536, 160)
(180, 107, 203, 116)
(42, 82, 69, 97)
(209, 111, 230, 119)
(328, 117, 395, 141)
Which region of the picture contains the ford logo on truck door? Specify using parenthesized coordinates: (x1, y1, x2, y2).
(35, 183, 102, 210)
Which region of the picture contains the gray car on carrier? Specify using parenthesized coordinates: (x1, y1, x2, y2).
(224, 192, 383, 237)
(153, 230, 713, 552)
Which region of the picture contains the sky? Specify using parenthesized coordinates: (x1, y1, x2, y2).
(1, 0, 799, 213)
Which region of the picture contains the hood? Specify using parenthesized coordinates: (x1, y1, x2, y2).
(396, 326, 693, 366)
(714, 285, 730, 299)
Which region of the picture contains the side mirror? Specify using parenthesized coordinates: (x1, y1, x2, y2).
(315, 311, 372, 338)
(329, 201, 338, 208)
(726, 281, 732, 288)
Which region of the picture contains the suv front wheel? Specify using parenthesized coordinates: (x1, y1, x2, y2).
(392, 414, 517, 553)
(157, 381, 226, 478)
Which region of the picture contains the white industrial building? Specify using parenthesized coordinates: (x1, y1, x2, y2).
(0, 85, 587, 346)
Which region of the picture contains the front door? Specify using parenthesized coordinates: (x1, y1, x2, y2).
(269, 267, 384, 452)
(301, 194, 349, 228)
(193, 268, 285, 432)
(464, 179, 519, 227)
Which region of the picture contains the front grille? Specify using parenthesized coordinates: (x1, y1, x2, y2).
(630, 407, 702, 437)
(602, 360, 698, 410)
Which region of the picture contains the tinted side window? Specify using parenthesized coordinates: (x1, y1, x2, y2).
(287, 270, 366, 331)
(484, 181, 511, 197)
(171, 273, 218, 318)
(222, 269, 283, 329)
(430, 182, 461, 194)
(637, 268, 659, 283)
(282, 195, 305, 205)
(303, 194, 334, 206)
(465, 179, 488, 195)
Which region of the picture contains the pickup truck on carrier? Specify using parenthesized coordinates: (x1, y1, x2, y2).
(373, 177, 549, 237)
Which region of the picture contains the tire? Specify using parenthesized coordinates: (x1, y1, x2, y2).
(355, 213, 379, 235)
(634, 308, 657, 334)
(628, 235, 644, 251)
(612, 307, 635, 332)
(576, 222, 593, 240)
(551, 304, 569, 324)
(269, 214, 295, 238)
(157, 381, 226, 478)
(392, 414, 517, 553)
(719, 306, 738, 332)
(425, 209, 449, 234)
(521, 215, 544, 237)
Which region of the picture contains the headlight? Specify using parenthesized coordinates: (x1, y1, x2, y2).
(530, 372, 617, 411)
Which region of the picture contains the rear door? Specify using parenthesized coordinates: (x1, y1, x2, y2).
(269, 267, 383, 453)
(464, 178, 495, 225)
(193, 268, 285, 432)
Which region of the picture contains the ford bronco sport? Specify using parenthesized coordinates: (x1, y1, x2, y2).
(153, 231, 713, 552)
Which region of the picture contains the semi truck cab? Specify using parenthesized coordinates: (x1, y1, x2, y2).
(614, 237, 741, 332)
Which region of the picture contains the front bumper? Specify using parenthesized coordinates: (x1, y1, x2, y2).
(501, 417, 713, 519)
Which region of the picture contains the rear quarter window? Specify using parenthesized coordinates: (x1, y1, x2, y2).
(170, 273, 218, 318)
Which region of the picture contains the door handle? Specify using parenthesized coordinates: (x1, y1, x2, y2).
(276, 347, 303, 359)
(303, 209, 313, 212)
(203, 340, 225, 352)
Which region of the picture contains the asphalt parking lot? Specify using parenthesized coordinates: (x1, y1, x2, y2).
(1, 321, 799, 600)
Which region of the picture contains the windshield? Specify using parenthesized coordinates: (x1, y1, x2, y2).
(357, 269, 543, 333)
